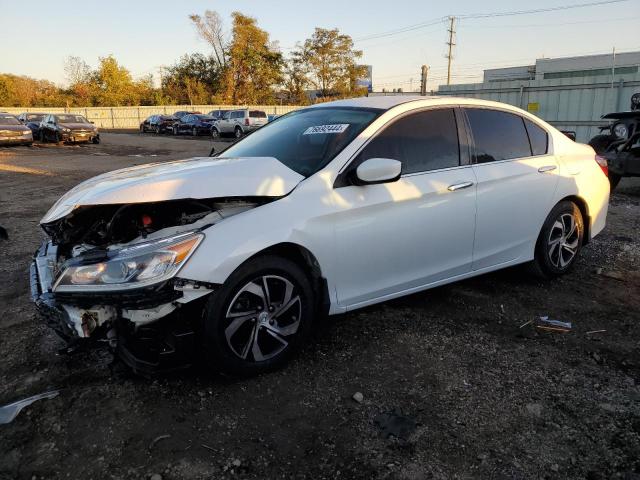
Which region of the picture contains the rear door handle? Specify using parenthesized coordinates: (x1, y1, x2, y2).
(447, 181, 474, 192)
(538, 165, 557, 173)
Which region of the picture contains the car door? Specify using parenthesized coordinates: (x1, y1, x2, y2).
(220, 111, 233, 133)
(464, 107, 559, 270)
(332, 107, 477, 308)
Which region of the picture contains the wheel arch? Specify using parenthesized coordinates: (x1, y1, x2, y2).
(558, 195, 591, 244)
(240, 242, 330, 318)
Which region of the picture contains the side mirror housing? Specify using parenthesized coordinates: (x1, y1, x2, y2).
(352, 158, 402, 185)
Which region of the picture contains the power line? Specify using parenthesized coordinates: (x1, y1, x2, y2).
(455, 0, 630, 19)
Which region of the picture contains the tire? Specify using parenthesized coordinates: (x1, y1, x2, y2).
(608, 173, 622, 191)
(39, 130, 46, 143)
(172, 126, 178, 136)
(155, 125, 161, 134)
(234, 126, 243, 139)
(54, 132, 61, 144)
(140, 125, 145, 134)
(211, 127, 220, 140)
(192, 127, 198, 137)
(92, 135, 100, 145)
(201, 255, 315, 376)
(528, 201, 584, 279)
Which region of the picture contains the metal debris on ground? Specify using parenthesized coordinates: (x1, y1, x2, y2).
(586, 329, 607, 335)
(0, 390, 59, 424)
(374, 409, 417, 441)
(149, 434, 171, 451)
(535, 316, 572, 333)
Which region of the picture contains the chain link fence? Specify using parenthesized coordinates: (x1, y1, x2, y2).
(0, 105, 304, 129)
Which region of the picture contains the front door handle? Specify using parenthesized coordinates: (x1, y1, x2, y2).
(447, 181, 474, 192)
(538, 165, 557, 173)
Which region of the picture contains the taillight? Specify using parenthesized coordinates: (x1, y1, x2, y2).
(244, 118, 250, 126)
(594, 154, 608, 177)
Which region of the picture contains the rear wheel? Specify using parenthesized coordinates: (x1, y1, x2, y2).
(201, 255, 315, 376)
(529, 201, 584, 279)
(234, 126, 243, 139)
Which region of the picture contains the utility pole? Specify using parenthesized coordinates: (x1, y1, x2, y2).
(420, 65, 429, 96)
(446, 16, 456, 86)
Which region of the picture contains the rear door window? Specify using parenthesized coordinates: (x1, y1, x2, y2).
(524, 119, 549, 156)
(354, 108, 460, 174)
(465, 108, 532, 163)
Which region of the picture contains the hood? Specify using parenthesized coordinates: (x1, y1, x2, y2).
(59, 122, 95, 130)
(0, 125, 30, 133)
(41, 156, 304, 223)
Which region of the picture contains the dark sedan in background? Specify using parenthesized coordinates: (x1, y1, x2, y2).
(140, 114, 177, 134)
(0, 113, 33, 146)
(17, 112, 46, 137)
(39, 114, 100, 144)
(171, 113, 216, 136)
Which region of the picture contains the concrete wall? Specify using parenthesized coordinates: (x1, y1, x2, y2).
(0, 105, 303, 129)
(437, 74, 640, 142)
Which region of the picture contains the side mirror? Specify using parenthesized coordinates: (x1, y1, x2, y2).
(353, 158, 402, 185)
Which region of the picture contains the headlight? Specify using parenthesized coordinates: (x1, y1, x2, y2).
(22, 130, 31, 135)
(612, 123, 628, 139)
(53, 232, 203, 292)
(62, 128, 71, 133)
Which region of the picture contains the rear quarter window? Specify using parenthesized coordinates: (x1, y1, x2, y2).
(250, 110, 267, 118)
(466, 108, 532, 162)
(524, 119, 549, 156)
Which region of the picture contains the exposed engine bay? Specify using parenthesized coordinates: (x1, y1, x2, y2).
(31, 196, 273, 374)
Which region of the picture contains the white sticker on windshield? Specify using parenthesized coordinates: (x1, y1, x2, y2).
(302, 124, 349, 135)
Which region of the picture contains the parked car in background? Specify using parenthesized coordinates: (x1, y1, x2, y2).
(588, 96, 640, 190)
(172, 114, 216, 136)
(31, 97, 609, 376)
(39, 114, 100, 144)
(211, 109, 268, 139)
(140, 115, 176, 134)
(173, 110, 201, 120)
(17, 112, 46, 138)
(207, 109, 230, 121)
(0, 113, 33, 146)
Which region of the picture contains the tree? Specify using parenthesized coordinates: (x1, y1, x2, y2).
(296, 28, 368, 99)
(189, 10, 227, 69)
(91, 55, 151, 106)
(282, 48, 310, 104)
(162, 53, 222, 104)
(64, 56, 92, 86)
(222, 12, 283, 104)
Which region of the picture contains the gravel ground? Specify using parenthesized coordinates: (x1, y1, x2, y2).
(0, 133, 638, 480)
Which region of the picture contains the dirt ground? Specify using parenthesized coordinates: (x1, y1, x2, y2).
(0, 133, 638, 480)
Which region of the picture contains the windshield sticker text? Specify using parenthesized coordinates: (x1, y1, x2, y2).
(302, 124, 349, 135)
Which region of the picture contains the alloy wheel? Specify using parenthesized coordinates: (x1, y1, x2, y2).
(547, 213, 579, 268)
(211, 128, 219, 139)
(224, 275, 302, 362)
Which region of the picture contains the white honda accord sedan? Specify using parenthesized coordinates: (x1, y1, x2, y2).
(31, 96, 610, 375)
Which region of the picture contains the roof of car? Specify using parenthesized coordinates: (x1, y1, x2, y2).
(309, 95, 524, 112)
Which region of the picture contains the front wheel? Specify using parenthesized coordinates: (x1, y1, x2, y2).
(39, 130, 46, 143)
(211, 127, 220, 140)
(192, 127, 198, 136)
(201, 255, 315, 376)
(529, 201, 584, 279)
(172, 126, 178, 136)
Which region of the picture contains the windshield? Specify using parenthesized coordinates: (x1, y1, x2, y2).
(0, 115, 21, 125)
(219, 107, 381, 177)
(57, 114, 89, 123)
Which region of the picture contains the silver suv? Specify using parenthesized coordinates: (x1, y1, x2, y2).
(212, 109, 268, 139)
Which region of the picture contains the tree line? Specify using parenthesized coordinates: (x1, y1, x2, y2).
(0, 11, 368, 108)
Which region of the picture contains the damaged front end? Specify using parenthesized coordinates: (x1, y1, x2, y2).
(30, 197, 265, 374)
